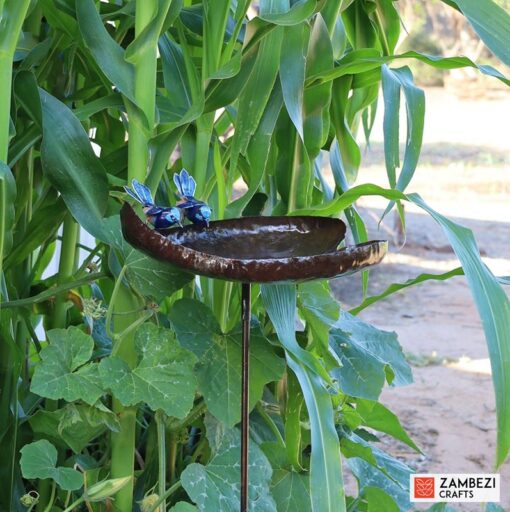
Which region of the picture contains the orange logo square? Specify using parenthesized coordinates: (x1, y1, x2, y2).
(414, 477, 435, 499)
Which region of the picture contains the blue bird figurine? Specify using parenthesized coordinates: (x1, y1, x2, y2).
(173, 169, 212, 227)
(124, 179, 182, 230)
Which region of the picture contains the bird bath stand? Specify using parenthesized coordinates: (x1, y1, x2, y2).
(120, 203, 387, 512)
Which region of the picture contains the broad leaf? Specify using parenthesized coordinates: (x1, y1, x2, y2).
(0, 163, 16, 263)
(330, 312, 412, 400)
(260, 284, 331, 383)
(365, 486, 400, 512)
(348, 436, 413, 512)
(263, 442, 312, 511)
(226, 84, 283, 218)
(350, 267, 464, 315)
(259, 0, 316, 26)
(30, 403, 119, 453)
(170, 504, 198, 512)
(410, 193, 510, 466)
(262, 284, 346, 512)
(452, 0, 510, 68)
(280, 23, 309, 138)
(99, 323, 197, 418)
(104, 216, 193, 301)
(76, 0, 136, 103)
(356, 399, 420, 452)
(169, 299, 284, 426)
(289, 183, 406, 216)
(39, 89, 109, 239)
(229, 27, 283, 174)
(31, 327, 103, 405)
(20, 440, 82, 491)
(159, 35, 203, 129)
(181, 428, 276, 511)
(4, 198, 66, 270)
(381, 65, 424, 217)
(299, 281, 340, 348)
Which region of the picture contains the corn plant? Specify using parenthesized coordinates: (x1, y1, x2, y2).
(1, 1, 509, 511)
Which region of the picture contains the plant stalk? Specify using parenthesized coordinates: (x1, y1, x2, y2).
(156, 410, 167, 512)
(110, 1, 159, 510)
(52, 215, 79, 329)
(0, 0, 32, 304)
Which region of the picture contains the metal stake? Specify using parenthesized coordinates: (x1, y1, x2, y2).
(241, 282, 251, 512)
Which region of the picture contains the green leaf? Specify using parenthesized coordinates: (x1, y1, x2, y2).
(20, 440, 83, 491)
(261, 284, 331, 383)
(350, 267, 464, 315)
(308, 49, 510, 86)
(229, 27, 283, 174)
(0, 163, 16, 263)
(262, 284, 345, 512)
(452, 0, 510, 68)
(262, 442, 311, 511)
(181, 428, 276, 511)
(356, 400, 420, 452)
(347, 434, 412, 511)
(280, 23, 309, 138)
(259, 0, 317, 26)
(288, 183, 406, 216)
(76, 0, 136, 104)
(31, 327, 103, 405)
(104, 216, 194, 301)
(30, 403, 119, 453)
(14, 70, 42, 127)
(330, 311, 412, 400)
(486, 504, 505, 512)
(365, 486, 400, 512)
(202, 0, 231, 78)
(170, 503, 198, 512)
(303, 13, 333, 159)
(4, 198, 66, 270)
(158, 35, 204, 129)
(299, 281, 340, 349)
(410, 193, 510, 466)
(123, 248, 193, 302)
(99, 323, 197, 418)
(226, 84, 283, 218)
(169, 299, 284, 426)
(124, 0, 173, 64)
(39, 89, 109, 239)
(382, 66, 425, 193)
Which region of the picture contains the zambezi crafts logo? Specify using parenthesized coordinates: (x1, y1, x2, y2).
(410, 474, 500, 503)
(414, 477, 435, 499)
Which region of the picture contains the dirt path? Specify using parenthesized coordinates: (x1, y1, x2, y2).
(332, 87, 510, 510)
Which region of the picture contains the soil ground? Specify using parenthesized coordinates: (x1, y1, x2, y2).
(331, 87, 510, 511)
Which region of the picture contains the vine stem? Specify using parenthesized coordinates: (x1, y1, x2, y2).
(105, 265, 127, 339)
(146, 481, 182, 512)
(156, 410, 167, 512)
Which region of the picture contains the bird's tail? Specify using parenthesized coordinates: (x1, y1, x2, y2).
(124, 179, 154, 206)
(173, 169, 197, 198)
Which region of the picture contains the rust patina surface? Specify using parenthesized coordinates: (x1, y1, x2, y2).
(120, 203, 387, 283)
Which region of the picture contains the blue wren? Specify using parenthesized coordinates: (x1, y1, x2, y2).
(173, 169, 212, 227)
(124, 179, 182, 230)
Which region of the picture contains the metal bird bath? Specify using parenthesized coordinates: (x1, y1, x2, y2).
(120, 203, 387, 511)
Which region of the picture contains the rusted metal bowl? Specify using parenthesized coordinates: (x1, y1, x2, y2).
(120, 203, 387, 283)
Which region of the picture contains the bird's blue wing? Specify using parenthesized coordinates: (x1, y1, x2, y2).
(131, 179, 154, 206)
(177, 199, 201, 209)
(124, 185, 143, 204)
(145, 205, 166, 215)
(173, 169, 197, 199)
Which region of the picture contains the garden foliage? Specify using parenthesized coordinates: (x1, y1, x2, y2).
(1, 1, 510, 511)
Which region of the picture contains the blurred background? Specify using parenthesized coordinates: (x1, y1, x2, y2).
(334, 1, 510, 509)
